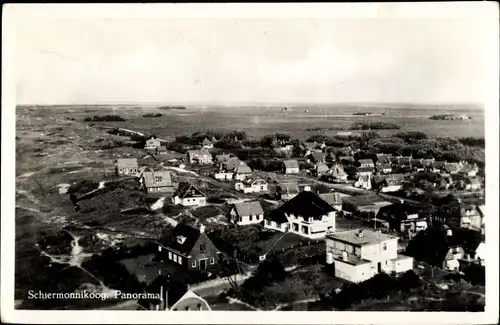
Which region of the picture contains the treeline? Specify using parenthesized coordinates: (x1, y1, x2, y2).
(142, 113, 162, 118)
(158, 106, 186, 110)
(84, 115, 127, 121)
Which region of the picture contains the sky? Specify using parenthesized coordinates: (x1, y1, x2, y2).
(13, 14, 489, 105)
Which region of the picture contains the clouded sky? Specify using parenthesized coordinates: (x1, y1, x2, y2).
(13, 11, 489, 105)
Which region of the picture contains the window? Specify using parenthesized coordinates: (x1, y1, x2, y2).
(192, 260, 197, 267)
(177, 257, 182, 265)
(197, 304, 202, 311)
(185, 306, 190, 311)
(382, 243, 387, 251)
(172, 254, 177, 263)
(119, 168, 123, 172)
(155, 176, 162, 182)
(200, 244, 206, 253)
(168, 252, 172, 260)
(249, 215, 253, 221)
(260, 186, 264, 190)
(266, 220, 271, 226)
(210, 257, 215, 264)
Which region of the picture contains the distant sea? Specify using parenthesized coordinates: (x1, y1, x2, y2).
(17, 103, 485, 140)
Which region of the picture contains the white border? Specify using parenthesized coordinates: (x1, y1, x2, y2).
(2, 2, 499, 324)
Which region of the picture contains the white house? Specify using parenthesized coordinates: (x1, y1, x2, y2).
(326, 229, 413, 283)
(145, 137, 162, 151)
(264, 191, 336, 239)
(202, 138, 214, 149)
(116, 158, 139, 176)
(172, 182, 206, 207)
(235, 178, 268, 193)
(282, 160, 300, 174)
(233, 164, 253, 181)
(213, 171, 234, 181)
(358, 159, 375, 168)
(228, 201, 265, 225)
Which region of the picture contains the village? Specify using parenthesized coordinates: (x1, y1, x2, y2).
(64, 125, 486, 311)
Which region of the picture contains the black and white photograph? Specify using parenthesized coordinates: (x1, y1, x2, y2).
(1, 3, 499, 324)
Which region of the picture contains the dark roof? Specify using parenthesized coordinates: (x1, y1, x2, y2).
(265, 209, 289, 224)
(339, 156, 355, 163)
(398, 157, 412, 165)
(174, 182, 205, 198)
(160, 223, 201, 255)
(309, 152, 325, 162)
(357, 166, 374, 173)
(215, 154, 232, 163)
(157, 146, 167, 152)
(278, 191, 334, 220)
(377, 203, 421, 220)
(223, 157, 242, 170)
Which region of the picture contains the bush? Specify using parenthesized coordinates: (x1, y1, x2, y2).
(84, 115, 127, 122)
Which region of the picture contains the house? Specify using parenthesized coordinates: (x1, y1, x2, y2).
(354, 174, 372, 190)
(323, 164, 348, 183)
(372, 174, 404, 193)
(313, 162, 330, 177)
(155, 146, 168, 155)
(275, 182, 300, 201)
(145, 137, 162, 151)
(465, 177, 481, 191)
(325, 229, 413, 283)
(213, 170, 234, 181)
(397, 156, 412, 169)
(377, 202, 428, 233)
(375, 162, 392, 175)
(116, 158, 139, 176)
(308, 152, 326, 164)
(282, 160, 300, 174)
(186, 148, 213, 165)
(358, 159, 375, 168)
(376, 154, 392, 164)
(158, 223, 219, 272)
(318, 192, 343, 211)
(429, 160, 447, 173)
(228, 201, 265, 225)
(172, 182, 206, 207)
(443, 162, 462, 175)
(338, 156, 356, 166)
(438, 175, 453, 189)
(142, 170, 175, 194)
(342, 195, 393, 218)
(264, 191, 336, 239)
(235, 178, 268, 193)
(411, 159, 425, 172)
(264, 209, 290, 232)
(233, 163, 253, 181)
(201, 138, 213, 149)
(458, 163, 479, 177)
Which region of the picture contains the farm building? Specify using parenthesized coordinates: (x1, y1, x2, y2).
(172, 182, 206, 207)
(326, 229, 413, 283)
(116, 158, 139, 176)
(228, 201, 265, 226)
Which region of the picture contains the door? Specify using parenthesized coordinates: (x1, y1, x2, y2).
(199, 259, 207, 270)
(377, 262, 382, 273)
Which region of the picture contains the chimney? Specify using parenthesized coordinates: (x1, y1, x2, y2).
(457, 198, 462, 204)
(342, 251, 348, 261)
(199, 224, 205, 233)
(357, 229, 364, 238)
(446, 229, 453, 237)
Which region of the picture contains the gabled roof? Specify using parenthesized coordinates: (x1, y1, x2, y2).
(234, 164, 252, 174)
(278, 182, 299, 194)
(170, 290, 212, 311)
(316, 162, 329, 173)
(459, 164, 478, 174)
(377, 203, 420, 220)
(233, 201, 264, 217)
(376, 154, 391, 164)
(143, 170, 173, 188)
(318, 193, 342, 206)
(283, 160, 299, 169)
(160, 223, 202, 255)
(376, 162, 392, 171)
(117, 158, 138, 168)
(174, 182, 205, 198)
(358, 159, 374, 166)
(278, 191, 334, 220)
(330, 164, 348, 177)
(432, 161, 447, 169)
(265, 209, 289, 224)
(202, 138, 213, 145)
(444, 162, 462, 173)
(250, 178, 267, 186)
